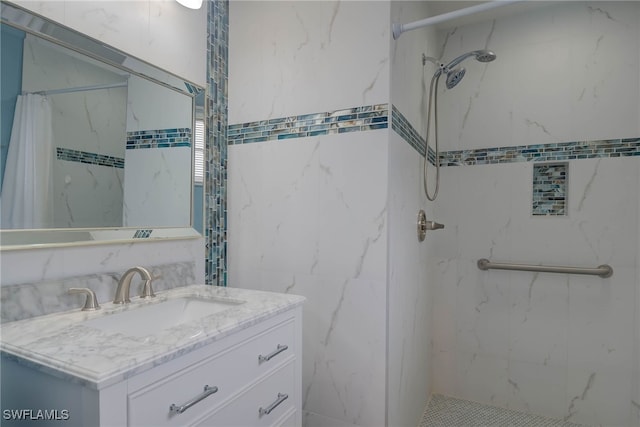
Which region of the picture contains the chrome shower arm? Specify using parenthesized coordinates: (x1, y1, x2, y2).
(423, 54, 446, 77)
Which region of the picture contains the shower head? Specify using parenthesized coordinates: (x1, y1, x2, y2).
(475, 50, 497, 62)
(445, 49, 496, 70)
(446, 68, 466, 89)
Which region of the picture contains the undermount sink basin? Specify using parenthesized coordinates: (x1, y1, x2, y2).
(83, 297, 245, 337)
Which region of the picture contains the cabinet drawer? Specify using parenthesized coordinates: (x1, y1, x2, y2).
(192, 361, 296, 427)
(128, 318, 296, 426)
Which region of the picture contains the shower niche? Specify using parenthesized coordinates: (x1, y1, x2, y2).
(532, 162, 568, 216)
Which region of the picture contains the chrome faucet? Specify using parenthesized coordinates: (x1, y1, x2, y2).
(114, 266, 155, 304)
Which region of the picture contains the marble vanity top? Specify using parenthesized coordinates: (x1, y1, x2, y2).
(0, 285, 304, 390)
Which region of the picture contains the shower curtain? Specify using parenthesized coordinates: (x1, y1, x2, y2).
(0, 94, 54, 229)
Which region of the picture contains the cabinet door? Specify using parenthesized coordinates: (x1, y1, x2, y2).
(192, 361, 296, 427)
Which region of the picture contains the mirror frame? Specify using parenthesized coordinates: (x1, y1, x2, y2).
(0, 1, 206, 251)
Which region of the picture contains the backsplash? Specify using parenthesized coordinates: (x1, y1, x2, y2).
(1, 261, 195, 323)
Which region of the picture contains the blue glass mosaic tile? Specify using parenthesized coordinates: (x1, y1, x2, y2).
(126, 128, 191, 149)
(206, 0, 229, 287)
(56, 147, 124, 169)
(391, 105, 437, 164)
(439, 138, 639, 166)
(532, 163, 567, 216)
(390, 105, 638, 166)
(228, 103, 388, 145)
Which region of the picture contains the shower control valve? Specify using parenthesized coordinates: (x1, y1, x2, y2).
(417, 210, 444, 242)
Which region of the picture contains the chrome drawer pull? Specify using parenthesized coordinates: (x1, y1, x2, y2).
(169, 385, 218, 415)
(259, 393, 288, 417)
(258, 344, 288, 363)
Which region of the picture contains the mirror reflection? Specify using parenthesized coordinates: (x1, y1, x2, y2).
(0, 3, 204, 247)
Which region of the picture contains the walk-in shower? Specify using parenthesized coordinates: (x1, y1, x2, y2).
(422, 49, 496, 201)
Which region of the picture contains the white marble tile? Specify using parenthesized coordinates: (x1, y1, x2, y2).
(430, 256, 458, 356)
(565, 365, 633, 427)
(506, 360, 567, 420)
(387, 134, 432, 427)
(227, 143, 266, 277)
(228, 0, 389, 124)
(567, 158, 639, 268)
(259, 138, 320, 276)
(567, 267, 636, 372)
(454, 164, 514, 263)
(454, 351, 510, 407)
(390, 0, 438, 140)
(436, 1, 640, 149)
(455, 265, 510, 358)
(432, 348, 457, 398)
(508, 272, 569, 367)
(316, 132, 388, 282)
(301, 275, 386, 427)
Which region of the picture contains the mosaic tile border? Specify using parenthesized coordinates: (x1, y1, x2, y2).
(391, 104, 426, 157)
(391, 105, 639, 165)
(228, 104, 388, 145)
(440, 138, 640, 166)
(390, 105, 438, 165)
(56, 147, 124, 169)
(126, 128, 191, 150)
(205, 0, 229, 287)
(533, 162, 568, 216)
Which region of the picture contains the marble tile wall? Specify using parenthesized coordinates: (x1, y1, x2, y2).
(228, 131, 389, 427)
(387, 3, 440, 427)
(227, 2, 393, 426)
(428, 2, 640, 426)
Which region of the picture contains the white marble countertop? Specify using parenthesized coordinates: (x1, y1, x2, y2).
(0, 285, 305, 390)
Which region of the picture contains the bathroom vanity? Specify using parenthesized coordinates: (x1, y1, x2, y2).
(0, 286, 304, 427)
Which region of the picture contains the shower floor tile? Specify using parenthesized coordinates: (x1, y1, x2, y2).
(418, 395, 588, 427)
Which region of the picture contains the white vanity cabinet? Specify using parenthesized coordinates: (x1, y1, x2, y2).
(1, 305, 302, 427)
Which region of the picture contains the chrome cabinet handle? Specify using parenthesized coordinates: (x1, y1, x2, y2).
(258, 344, 288, 364)
(169, 385, 218, 415)
(259, 393, 288, 417)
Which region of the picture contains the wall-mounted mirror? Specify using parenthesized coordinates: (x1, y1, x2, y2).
(0, 2, 205, 250)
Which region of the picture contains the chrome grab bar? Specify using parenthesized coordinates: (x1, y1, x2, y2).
(169, 385, 218, 415)
(477, 258, 613, 278)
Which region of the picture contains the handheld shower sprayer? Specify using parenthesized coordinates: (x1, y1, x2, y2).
(422, 50, 496, 89)
(421, 49, 496, 201)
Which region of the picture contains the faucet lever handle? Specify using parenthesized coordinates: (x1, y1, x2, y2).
(140, 280, 155, 299)
(68, 288, 100, 311)
(140, 275, 159, 299)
